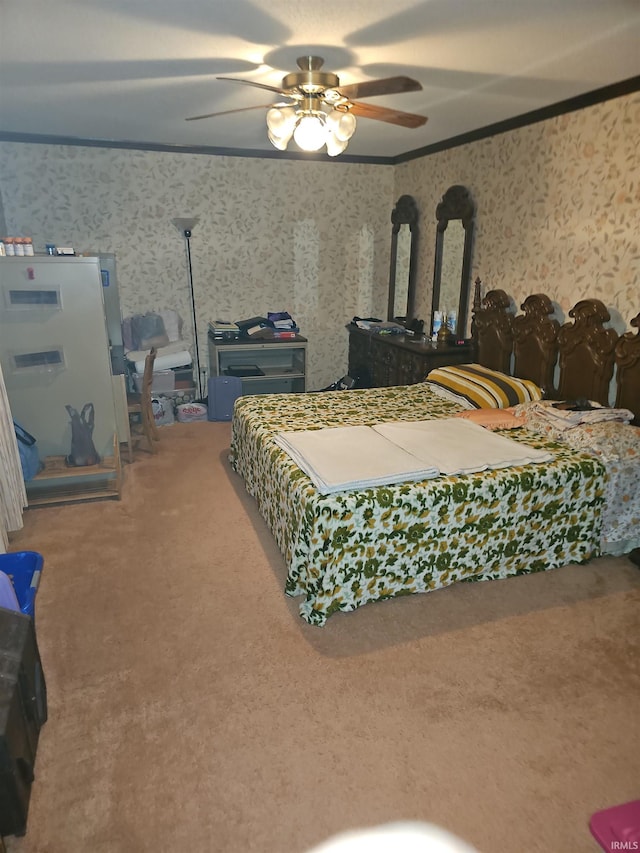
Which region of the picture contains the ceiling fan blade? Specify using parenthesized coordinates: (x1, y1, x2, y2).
(216, 76, 285, 96)
(348, 101, 427, 129)
(186, 102, 288, 122)
(337, 76, 422, 101)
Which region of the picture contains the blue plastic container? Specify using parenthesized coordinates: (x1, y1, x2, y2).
(0, 570, 20, 611)
(0, 551, 43, 618)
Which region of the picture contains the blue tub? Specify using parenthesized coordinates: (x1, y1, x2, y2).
(0, 551, 43, 618)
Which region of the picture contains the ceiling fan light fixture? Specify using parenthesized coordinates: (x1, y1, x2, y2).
(326, 109, 357, 142)
(323, 88, 342, 105)
(267, 130, 290, 151)
(325, 132, 349, 157)
(195, 58, 426, 158)
(266, 106, 297, 137)
(292, 114, 327, 152)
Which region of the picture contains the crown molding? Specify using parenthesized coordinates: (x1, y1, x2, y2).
(1, 76, 638, 166)
(394, 76, 640, 164)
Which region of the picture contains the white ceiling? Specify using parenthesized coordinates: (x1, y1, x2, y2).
(1, 0, 639, 160)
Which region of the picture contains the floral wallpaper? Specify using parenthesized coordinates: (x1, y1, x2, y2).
(0, 147, 394, 390)
(0, 90, 638, 392)
(395, 90, 640, 336)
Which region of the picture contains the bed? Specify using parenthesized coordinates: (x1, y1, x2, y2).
(230, 290, 640, 626)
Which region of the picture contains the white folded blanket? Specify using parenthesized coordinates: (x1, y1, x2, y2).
(526, 400, 634, 431)
(275, 418, 553, 494)
(126, 340, 192, 374)
(273, 426, 439, 494)
(373, 418, 553, 475)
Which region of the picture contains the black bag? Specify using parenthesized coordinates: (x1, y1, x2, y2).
(320, 375, 355, 392)
(319, 365, 372, 392)
(65, 403, 99, 467)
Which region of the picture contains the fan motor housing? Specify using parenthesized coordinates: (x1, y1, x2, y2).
(281, 69, 340, 95)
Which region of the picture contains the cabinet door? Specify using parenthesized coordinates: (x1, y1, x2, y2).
(397, 349, 429, 385)
(370, 338, 395, 386)
(348, 332, 370, 377)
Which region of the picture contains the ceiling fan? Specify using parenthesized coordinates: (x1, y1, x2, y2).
(185, 56, 427, 156)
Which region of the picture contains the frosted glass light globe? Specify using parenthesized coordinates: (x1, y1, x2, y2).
(268, 130, 288, 151)
(326, 133, 349, 157)
(266, 107, 296, 136)
(293, 115, 327, 151)
(326, 110, 357, 142)
(336, 112, 357, 141)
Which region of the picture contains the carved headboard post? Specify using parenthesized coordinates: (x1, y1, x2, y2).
(557, 299, 618, 405)
(473, 288, 513, 373)
(512, 294, 560, 396)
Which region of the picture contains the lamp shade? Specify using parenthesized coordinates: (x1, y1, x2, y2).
(172, 217, 200, 235)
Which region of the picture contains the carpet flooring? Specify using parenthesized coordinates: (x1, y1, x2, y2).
(4, 421, 639, 853)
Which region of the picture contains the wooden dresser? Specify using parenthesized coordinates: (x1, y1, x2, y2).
(347, 324, 474, 387)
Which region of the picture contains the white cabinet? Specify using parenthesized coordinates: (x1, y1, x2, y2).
(0, 256, 121, 504)
(208, 334, 307, 395)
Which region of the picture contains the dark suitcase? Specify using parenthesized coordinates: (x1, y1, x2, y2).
(0, 607, 47, 838)
(207, 376, 243, 421)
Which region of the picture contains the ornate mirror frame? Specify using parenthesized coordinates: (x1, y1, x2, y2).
(431, 185, 476, 339)
(387, 194, 419, 323)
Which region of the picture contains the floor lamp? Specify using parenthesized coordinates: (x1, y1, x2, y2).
(172, 217, 204, 401)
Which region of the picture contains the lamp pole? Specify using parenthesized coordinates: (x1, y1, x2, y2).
(172, 217, 203, 401)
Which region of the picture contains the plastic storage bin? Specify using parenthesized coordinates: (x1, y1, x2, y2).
(132, 369, 175, 393)
(0, 571, 20, 611)
(0, 551, 43, 619)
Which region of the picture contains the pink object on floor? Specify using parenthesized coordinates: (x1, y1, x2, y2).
(589, 800, 640, 852)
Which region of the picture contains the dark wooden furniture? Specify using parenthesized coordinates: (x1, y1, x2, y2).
(557, 299, 619, 406)
(347, 324, 473, 387)
(474, 289, 640, 425)
(0, 608, 47, 840)
(615, 312, 640, 425)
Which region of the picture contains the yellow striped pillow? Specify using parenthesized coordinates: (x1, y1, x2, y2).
(425, 363, 543, 409)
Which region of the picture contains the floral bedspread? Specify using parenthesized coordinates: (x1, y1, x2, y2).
(230, 384, 606, 626)
(514, 402, 640, 556)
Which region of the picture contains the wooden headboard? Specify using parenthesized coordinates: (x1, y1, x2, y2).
(472, 282, 640, 424)
(615, 313, 640, 422)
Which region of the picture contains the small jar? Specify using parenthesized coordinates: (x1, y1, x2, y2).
(0, 240, 5, 257)
(24, 237, 34, 256)
(14, 238, 25, 256)
(4, 238, 15, 256)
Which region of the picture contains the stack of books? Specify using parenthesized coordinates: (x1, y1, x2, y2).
(268, 311, 299, 338)
(209, 320, 240, 340)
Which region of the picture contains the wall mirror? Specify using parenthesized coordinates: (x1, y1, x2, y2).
(431, 185, 476, 339)
(388, 195, 419, 323)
